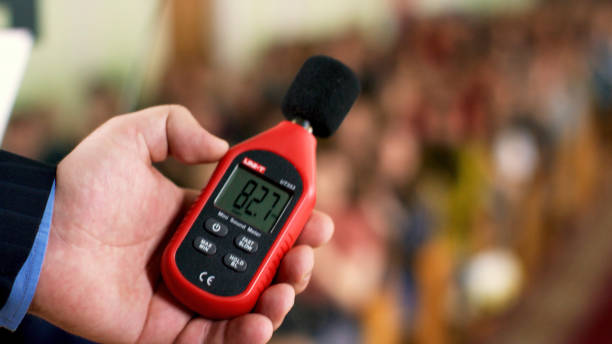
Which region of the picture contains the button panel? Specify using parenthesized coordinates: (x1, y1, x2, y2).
(235, 235, 258, 253)
(205, 218, 228, 237)
(224, 253, 247, 272)
(193, 236, 217, 255)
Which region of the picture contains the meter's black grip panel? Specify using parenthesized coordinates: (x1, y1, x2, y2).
(174, 150, 303, 296)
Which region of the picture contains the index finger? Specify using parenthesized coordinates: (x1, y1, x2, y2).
(295, 210, 334, 247)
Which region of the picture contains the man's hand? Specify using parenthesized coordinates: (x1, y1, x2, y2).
(29, 105, 334, 343)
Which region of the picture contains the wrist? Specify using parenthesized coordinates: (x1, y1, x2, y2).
(28, 226, 54, 317)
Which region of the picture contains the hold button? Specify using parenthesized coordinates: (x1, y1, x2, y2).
(224, 253, 247, 272)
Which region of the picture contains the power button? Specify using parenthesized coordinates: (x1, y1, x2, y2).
(205, 218, 228, 237)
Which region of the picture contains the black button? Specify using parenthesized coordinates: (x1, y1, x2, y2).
(193, 236, 217, 255)
(205, 218, 228, 237)
(235, 235, 258, 253)
(223, 253, 247, 272)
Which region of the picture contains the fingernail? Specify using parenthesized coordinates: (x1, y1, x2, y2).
(209, 134, 229, 151)
(301, 271, 312, 285)
(216, 138, 230, 151)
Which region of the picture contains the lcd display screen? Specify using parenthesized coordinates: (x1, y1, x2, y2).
(215, 166, 292, 233)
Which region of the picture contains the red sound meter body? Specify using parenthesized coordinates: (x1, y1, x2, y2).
(161, 120, 316, 319)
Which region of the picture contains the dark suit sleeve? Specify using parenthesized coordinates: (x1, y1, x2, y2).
(0, 150, 56, 308)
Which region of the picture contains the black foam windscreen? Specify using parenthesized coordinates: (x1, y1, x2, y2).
(282, 55, 360, 138)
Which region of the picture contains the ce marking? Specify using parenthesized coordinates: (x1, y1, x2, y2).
(199, 271, 215, 287)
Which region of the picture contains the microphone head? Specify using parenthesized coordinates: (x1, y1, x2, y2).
(282, 55, 360, 138)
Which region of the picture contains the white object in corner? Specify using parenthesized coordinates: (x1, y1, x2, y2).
(0, 28, 33, 144)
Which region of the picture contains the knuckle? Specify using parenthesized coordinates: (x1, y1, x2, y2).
(167, 104, 191, 116)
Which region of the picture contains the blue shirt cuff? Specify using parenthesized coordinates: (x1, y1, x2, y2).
(0, 181, 55, 331)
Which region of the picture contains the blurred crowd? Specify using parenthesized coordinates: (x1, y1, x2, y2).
(3, 0, 612, 343)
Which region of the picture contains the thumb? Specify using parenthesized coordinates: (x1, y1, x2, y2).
(114, 104, 229, 164)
